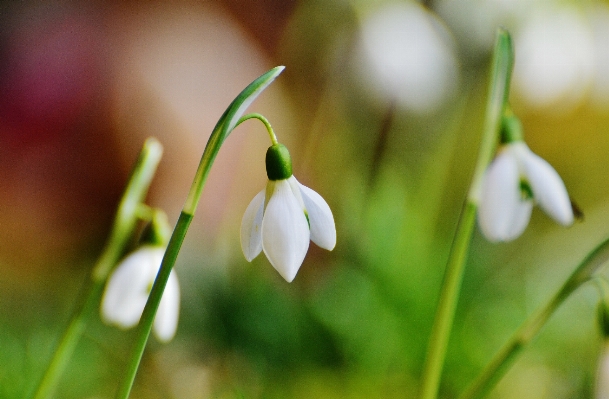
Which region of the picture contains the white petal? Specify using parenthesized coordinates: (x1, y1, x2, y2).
(296, 179, 336, 250)
(153, 269, 180, 342)
(518, 145, 574, 226)
(101, 247, 164, 328)
(261, 180, 310, 282)
(478, 149, 533, 242)
(240, 190, 265, 261)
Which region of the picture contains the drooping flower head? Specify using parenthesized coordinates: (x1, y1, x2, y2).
(477, 114, 574, 242)
(240, 143, 336, 282)
(100, 246, 180, 342)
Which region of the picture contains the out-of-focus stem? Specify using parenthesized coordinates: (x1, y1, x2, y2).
(417, 28, 513, 399)
(459, 237, 609, 399)
(30, 138, 163, 399)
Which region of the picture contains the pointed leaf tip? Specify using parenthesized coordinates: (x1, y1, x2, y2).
(224, 66, 286, 134)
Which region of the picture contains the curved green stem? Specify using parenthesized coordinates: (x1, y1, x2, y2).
(114, 66, 284, 399)
(418, 28, 513, 399)
(238, 112, 278, 145)
(459, 236, 609, 399)
(30, 137, 164, 399)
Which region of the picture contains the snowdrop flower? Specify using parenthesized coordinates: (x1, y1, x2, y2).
(240, 143, 336, 282)
(512, 7, 594, 112)
(101, 246, 180, 342)
(356, 2, 459, 113)
(477, 140, 573, 242)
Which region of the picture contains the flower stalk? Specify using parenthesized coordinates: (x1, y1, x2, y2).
(417, 28, 513, 399)
(237, 112, 278, 145)
(29, 137, 164, 399)
(113, 66, 285, 399)
(459, 236, 609, 399)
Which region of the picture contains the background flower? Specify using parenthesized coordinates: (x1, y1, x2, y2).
(101, 246, 180, 343)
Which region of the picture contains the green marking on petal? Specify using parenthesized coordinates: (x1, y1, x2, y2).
(304, 210, 310, 228)
(520, 179, 534, 200)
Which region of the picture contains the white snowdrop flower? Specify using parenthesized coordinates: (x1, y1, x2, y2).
(240, 143, 336, 282)
(588, 3, 609, 108)
(101, 246, 180, 342)
(356, 1, 459, 113)
(512, 7, 594, 111)
(478, 141, 573, 242)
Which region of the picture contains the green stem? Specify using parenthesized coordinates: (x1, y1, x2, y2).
(418, 28, 513, 399)
(30, 138, 164, 399)
(459, 237, 609, 399)
(114, 66, 284, 399)
(238, 112, 278, 145)
(114, 212, 192, 399)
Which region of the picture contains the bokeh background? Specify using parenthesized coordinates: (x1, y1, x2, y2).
(1, 0, 609, 398)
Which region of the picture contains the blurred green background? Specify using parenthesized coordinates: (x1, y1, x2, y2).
(1, 0, 609, 398)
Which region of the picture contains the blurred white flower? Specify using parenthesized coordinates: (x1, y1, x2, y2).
(513, 7, 594, 111)
(478, 142, 573, 242)
(355, 2, 459, 113)
(241, 172, 336, 283)
(101, 246, 180, 342)
(588, 3, 609, 108)
(437, 0, 527, 57)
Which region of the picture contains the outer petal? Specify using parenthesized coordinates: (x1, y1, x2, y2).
(295, 179, 336, 250)
(101, 247, 164, 328)
(517, 144, 574, 226)
(261, 180, 310, 282)
(153, 269, 180, 342)
(478, 149, 533, 242)
(240, 190, 265, 261)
